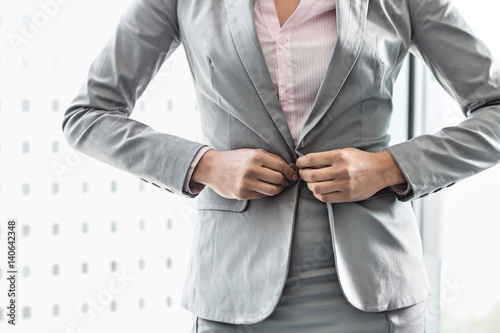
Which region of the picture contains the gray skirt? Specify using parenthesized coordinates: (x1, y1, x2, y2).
(192, 185, 426, 333)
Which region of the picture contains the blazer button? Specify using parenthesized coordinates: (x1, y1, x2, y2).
(288, 162, 299, 173)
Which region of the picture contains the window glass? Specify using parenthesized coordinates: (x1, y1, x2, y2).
(0, 1, 196, 331)
(438, 1, 500, 332)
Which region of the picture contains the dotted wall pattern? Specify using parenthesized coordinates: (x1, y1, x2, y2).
(0, 2, 202, 332)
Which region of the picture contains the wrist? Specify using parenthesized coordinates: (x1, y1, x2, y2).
(375, 150, 407, 188)
(191, 149, 218, 186)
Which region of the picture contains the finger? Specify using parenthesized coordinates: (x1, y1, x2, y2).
(306, 180, 342, 196)
(299, 166, 336, 183)
(246, 179, 284, 197)
(256, 167, 289, 187)
(237, 189, 267, 201)
(311, 191, 347, 203)
(308, 181, 365, 203)
(296, 151, 337, 169)
(261, 152, 299, 182)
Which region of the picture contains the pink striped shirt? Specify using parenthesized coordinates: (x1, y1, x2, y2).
(254, 0, 337, 144)
(184, 0, 338, 194)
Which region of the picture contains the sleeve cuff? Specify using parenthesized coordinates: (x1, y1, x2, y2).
(391, 183, 412, 197)
(383, 148, 414, 199)
(182, 146, 212, 195)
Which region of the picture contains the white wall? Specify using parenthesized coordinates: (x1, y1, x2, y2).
(0, 1, 199, 332)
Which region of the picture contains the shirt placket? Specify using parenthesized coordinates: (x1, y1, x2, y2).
(275, 29, 295, 141)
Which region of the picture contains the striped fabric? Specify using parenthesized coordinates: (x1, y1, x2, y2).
(253, 0, 337, 144)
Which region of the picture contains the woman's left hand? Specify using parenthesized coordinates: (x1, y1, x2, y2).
(296, 148, 407, 203)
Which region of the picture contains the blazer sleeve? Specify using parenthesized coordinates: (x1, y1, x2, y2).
(62, 0, 206, 198)
(385, 0, 500, 201)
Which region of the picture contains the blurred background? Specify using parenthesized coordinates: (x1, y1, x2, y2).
(0, 0, 499, 332)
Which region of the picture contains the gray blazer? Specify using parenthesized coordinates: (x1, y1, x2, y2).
(63, 0, 500, 325)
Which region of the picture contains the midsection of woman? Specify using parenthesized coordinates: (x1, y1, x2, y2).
(193, 3, 425, 331)
(64, 0, 500, 329)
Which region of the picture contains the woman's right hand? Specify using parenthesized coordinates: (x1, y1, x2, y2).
(191, 149, 299, 200)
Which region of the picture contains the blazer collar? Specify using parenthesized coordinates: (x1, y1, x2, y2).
(224, 0, 296, 162)
(223, 0, 370, 157)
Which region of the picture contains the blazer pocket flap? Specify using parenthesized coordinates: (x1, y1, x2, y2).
(194, 187, 248, 212)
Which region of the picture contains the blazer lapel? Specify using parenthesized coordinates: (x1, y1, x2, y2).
(296, 0, 370, 150)
(223, 0, 296, 159)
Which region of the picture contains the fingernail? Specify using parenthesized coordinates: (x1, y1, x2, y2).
(292, 174, 299, 181)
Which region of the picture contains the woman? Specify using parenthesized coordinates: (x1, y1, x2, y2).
(63, 0, 500, 331)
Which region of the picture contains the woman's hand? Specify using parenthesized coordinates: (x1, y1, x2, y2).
(296, 148, 407, 203)
(191, 149, 299, 200)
